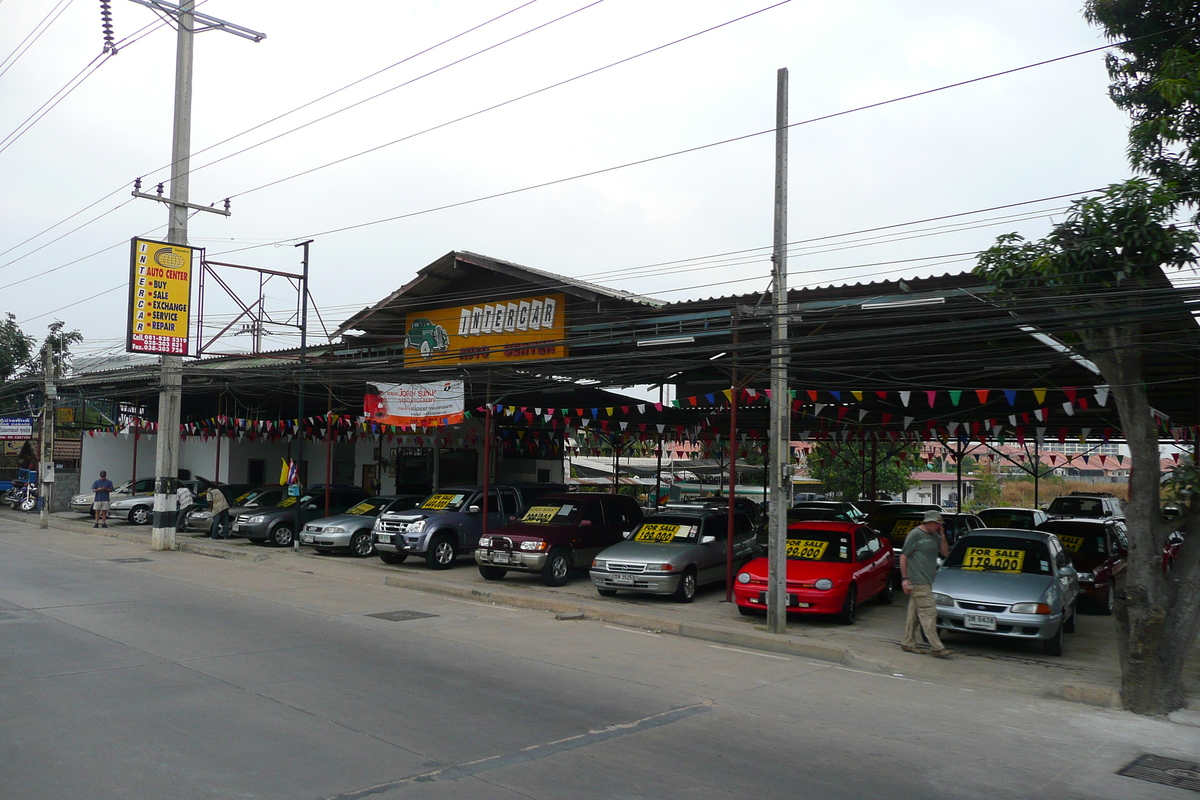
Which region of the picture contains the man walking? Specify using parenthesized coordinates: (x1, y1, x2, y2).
(900, 510, 952, 658)
(91, 470, 114, 528)
(208, 485, 229, 540)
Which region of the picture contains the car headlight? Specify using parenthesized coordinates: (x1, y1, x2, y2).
(592, 559, 606, 570)
(408, 519, 426, 532)
(736, 572, 751, 584)
(1010, 602, 1052, 615)
(520, 540, 548, 551)
(247, 515, 265, 524)
(933, 593, 955, 607)
(324, 527, 344, 534)
(1076, 571, 1094, 583)
(645, 563, 675, 572)
(814, 578, 834, 591)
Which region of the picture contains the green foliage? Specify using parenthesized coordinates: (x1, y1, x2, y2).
(975, 179, 1197, 300)
(805, 441, 921, 503)
(1085, 1, 1200, 209)
(41, 320, 83, 377)
(968, 465, 1002, 511)
(0, 313, 34, 385)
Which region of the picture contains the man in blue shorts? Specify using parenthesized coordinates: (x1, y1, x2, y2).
(92, 470, 115, 528)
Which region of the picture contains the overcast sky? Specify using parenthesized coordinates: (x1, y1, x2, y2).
(0, 0, 1136, 364)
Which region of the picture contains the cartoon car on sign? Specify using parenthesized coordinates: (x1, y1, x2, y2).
(404, 318, 449, 359)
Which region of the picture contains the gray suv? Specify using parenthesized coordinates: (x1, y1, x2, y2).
(373, 484, 565, 569)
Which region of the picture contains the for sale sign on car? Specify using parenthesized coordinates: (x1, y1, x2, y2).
(126, 237, 194, 356)
(401, 293, 567, 367)
(0, 417, 33, 440)
(364, 381, 464, 427)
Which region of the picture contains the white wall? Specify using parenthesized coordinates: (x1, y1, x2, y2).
(80, 431, 156, 486)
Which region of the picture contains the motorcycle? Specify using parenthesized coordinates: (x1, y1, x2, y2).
(16, 482, 37, 512)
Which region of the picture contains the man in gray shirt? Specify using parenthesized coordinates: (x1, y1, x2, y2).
(900, 510, 952, 657)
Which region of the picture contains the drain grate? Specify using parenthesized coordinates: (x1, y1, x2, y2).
(367, 610, 438, 622)
(108, 557, 152, 564)
(1118, 754, 1200, 792)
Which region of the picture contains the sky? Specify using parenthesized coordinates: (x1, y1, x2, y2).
(0, 0, 1138, 367)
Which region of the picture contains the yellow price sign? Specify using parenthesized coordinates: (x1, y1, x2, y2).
(1058, 535, 1084, 553)
(962, 547, 1025, 573)
(346, 501, 375, 516)
(634, 523, 683, 543)
(523, 506, 561, 524)
(890, 519, 920, 540)
(786, 539, 829, 560)
(278, 496, 297, 508)
(985, 517, 1012, 528)
(421, 494, 457, 510)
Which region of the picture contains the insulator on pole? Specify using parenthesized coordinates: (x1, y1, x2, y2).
(100, 0, 116, 53)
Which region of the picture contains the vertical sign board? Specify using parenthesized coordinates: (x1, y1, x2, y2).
(127, 237, 193, 356)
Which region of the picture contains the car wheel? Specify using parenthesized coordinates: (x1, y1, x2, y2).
(349, 531, 374, 558)
(479, 565, 507, 580)
(1063, 604, 1077, 634)
(378, 551, 408, 565)
(129, 505, 151, 525)
(673, 568, 697, 603)
(837, 585, 858, 625)
(597, 588, 618, 597)
(1097, 583, 1114, 616)
(542, 549, 572, 587)
(270, 524, 294, 547)
(1042, 622, 1064, 656)
(426, 534, 456, 569)
(877, 579, 894, 605)
(419, 340, 432, 359)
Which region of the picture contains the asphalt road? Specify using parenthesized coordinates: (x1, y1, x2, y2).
(2, 520, 1197, 800)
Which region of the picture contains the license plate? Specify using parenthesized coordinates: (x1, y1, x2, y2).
(611, 573, 635, 585)
(301, 535, 313, 543)
(492, 552, 510, 564)
(376, 533, 392, 543)
(965, 613, 997, 631)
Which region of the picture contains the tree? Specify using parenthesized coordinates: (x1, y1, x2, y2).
(969, 464, 1002, 511)
(976, 179, 1200, 715)
(804, 441, 921, 502)
(39, 320, 83, 378)
(0, 314, 34, 385)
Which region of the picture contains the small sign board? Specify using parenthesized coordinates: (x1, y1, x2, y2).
(127, 237, 194, 356)
(0, 417, 33, 440)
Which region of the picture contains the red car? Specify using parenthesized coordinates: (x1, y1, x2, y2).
(733, 521, 893, 624)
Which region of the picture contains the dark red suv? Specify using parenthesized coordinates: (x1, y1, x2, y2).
(475, 493, 644, 586)
(1037, 517, 1127, 615)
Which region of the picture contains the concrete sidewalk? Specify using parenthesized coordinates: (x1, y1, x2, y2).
(11, 508, 1199, 713)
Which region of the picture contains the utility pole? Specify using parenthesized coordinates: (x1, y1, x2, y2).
(126, 0, 264, 551)
(39, 341, 55, 529)
(766, 68, 790, 635)
(292, 240, 311, 552)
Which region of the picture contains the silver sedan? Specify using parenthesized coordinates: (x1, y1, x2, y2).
(301, 495, 423, 557)
(932, 528, 1079, 656)
(590, 510, 758, 603)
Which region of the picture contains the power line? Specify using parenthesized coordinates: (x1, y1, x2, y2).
(0, 0, 76, 81)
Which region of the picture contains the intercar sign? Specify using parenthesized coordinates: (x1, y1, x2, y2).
(402, 293, 567, 367)
(127, 237, 193, 356)
(0, 417, 33, 440)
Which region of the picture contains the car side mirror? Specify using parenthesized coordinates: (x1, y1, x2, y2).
(305, 503, 317, 510)
(467, 504, 481, 514)
(700, 535, 717, 545)
(867, 539, 880, 553)
(623, 530, 633, 539)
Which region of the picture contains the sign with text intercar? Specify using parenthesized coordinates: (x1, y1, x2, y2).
(401, 293, 567, 367)
(127, 237, 193, 356)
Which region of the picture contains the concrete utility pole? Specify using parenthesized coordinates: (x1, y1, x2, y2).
(766, 68, 790, 635)
(39, 341, 55, 529)
(126, 0, 264, 551)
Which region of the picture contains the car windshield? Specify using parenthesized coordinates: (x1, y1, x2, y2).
(944, 535, 1053, 575)
(1047, 497, 1107, 517)
(788, 507, 855, 522)
(631, 518, 701, 544)
(419, 492, 470, 512)
(244, 489, 283, 506)
(521, 503, 582, 525)
(345, 499, 388, 516)
(785, 528, 853, 563)
(979, 510, 1031, 527)
(1041, 523, 1109, 554)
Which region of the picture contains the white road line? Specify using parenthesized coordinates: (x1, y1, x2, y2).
(709, 645, 791, 660)
(604, 624, 659, 637)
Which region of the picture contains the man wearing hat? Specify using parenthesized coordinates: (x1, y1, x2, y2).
(900, 510, 952, 657)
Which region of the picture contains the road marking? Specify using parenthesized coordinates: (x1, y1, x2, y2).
(323, 702, 711, 799)
(709, 645, 790, 660)
(604, 624, 659, 637)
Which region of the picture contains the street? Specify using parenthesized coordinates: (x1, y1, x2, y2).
(1, 519, 1197, 800)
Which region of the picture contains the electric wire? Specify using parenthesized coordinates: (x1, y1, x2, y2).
(0, 0, 75, 81)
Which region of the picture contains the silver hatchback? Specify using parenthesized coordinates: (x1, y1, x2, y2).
(933, 528, 1079, 656)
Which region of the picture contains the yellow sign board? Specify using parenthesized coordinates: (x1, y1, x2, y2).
(127, 237, 193, 356)
(962, 547, 1025, 573)
(785, 539, 829, 560)
(633, 523, 684, 543)
(403, 293, 567, 367)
